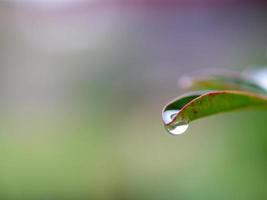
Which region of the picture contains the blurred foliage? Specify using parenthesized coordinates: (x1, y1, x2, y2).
(0, 1, 267, 200)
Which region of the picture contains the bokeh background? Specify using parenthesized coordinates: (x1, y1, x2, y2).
(0, 0, 267, 199)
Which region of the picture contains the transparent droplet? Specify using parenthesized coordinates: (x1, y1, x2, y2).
(166, 122, 189, 135)
(162, 109, 189, 135)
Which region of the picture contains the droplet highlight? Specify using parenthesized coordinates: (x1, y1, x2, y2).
(166, 122, 189, 135)
(162, 110, 179, 124)
(248, 68, 267, 91)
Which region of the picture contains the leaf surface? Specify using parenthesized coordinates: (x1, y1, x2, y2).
(163, 90, 267, 130)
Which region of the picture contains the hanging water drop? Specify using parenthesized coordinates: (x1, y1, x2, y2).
(162, 109, 189, 135)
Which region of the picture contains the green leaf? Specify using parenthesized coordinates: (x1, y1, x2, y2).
(162, 69, 267, 134)
(163, 90, 267, 131)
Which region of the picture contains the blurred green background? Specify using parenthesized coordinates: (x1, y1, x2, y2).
(0, 1, 267, 199)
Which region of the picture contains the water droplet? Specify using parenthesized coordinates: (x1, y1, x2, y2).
(166, 122, 189, 135)
(162, 109, 189, 135)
